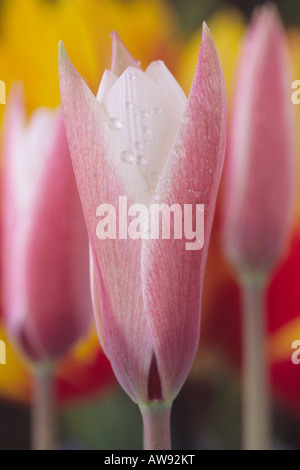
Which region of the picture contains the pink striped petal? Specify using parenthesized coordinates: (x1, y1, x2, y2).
(59, 42, 154, 402)
(141, 23, 227, 401)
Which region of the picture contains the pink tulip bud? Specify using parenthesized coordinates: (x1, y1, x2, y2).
(222, 5, 296, 275)
(2, 86, 92, 363)
(59, 27, 226, 405)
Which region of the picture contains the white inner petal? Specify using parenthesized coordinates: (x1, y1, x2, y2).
(145, 60, 187, 118)
(14, 108, 58, 215)
(102, 66, 183, 203)
(97, 69, 117, 103)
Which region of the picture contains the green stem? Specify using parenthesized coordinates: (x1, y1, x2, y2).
(241, 275, 271, 450)
(139, 402, 172, 450)
(32, 364, 57, 450)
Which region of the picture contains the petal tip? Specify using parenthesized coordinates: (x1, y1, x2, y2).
(58, 40, 66, 57)
(110, 30, 141, 76)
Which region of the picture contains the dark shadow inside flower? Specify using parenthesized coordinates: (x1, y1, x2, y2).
(148, 354, 162, 402)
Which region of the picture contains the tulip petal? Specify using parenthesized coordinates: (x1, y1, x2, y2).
(59, 42, 154, 402)
(89, 246, 107, 356)
(97, 69, 117, 103)
(141, 23, 227, 400)
(110, 30, 141, 77)
(102, 66, 184, 200)
(145, 60, 187, 116)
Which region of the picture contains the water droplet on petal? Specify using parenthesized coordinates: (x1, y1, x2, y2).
(135, 155, 146, 165)
(142, 127, 153, 136)
(152, 106, 162, 115)
(120, 150, 134, 163)
(152, 193, 161, 201)
(140, 110, 150, 119)
(134, 141, 144, 149)
(108, 118, 123, 130)
(125, 102, 133, 110)
(150, 171, 159, 183)
(126, 71, 136, 81)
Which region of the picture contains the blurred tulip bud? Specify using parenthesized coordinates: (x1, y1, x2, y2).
(2, 86, 92, 363)
(222, 5, 296, 277)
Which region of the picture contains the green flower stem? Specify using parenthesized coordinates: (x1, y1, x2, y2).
(32, 364, 57, 450)
(241, 275, 271, 450)
(139, 402, 172, 450)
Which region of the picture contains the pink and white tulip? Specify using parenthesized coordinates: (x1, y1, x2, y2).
(2, 86, 92, 363)
(59, 26, 226, 418)
(222, 6, 296, 275)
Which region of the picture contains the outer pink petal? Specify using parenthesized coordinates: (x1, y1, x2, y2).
(2, 87, 92, 361)
(141, 24, 227, 401)
(59, 43, 154, 403)
(222, 6, 296, 273)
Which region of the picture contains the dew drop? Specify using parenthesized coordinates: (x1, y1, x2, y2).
(120, 150, 134, 163)
(173, 144, 183, 156)
(126, 71, 136, 81)
(108, 118, 123, 130)
(125, 101, 133, 110)
(152, 193, 161, 201)
(135, 155, 147, 165)
(134, 141, 144, 149)
(142, 127, 153, 136)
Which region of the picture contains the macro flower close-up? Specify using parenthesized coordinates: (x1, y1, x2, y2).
(0, 0, 300, 453)
(59, 26, 226, 449)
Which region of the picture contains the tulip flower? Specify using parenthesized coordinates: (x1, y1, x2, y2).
(221, 6, 296, 450)
(1, 86, 92, 448)
(59, 26, 226, 449)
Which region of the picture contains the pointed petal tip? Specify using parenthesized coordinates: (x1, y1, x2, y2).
(202, 21, 209, 32)
(201, 21, 218, 51)
(110, 30, 120, 41)
(110, 30, 141, 76)
(253, 2, 279, 19)
(251, 2, 283, 34)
